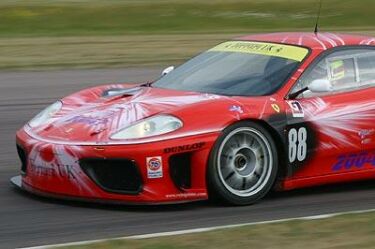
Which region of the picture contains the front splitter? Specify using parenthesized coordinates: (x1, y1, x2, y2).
(10, 175, 203, 206)
(10, 175, 22, 188)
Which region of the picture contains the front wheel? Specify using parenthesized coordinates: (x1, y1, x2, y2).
(207, 121, 278, 205)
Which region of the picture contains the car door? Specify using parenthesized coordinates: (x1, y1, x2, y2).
(355, 51, 375, 154)
(285, 47, 375, 179)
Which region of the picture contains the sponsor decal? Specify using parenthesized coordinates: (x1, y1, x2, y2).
(66, 116, 109, 126)
(165, 192, 207, 199)
(271, 103, 280, 113)
(30, 164, 55, 177)
(26, 143, 96, 195)
(358, 129, 374, 144)
(164, 142, 205, 154)
(147, 156, 163, 178)
(358, 129, 374, 139)
(29, 162, 77, 180)
(332, 151, 375, 171)
(209, 41, 309, 62)
(287, 100, 304, 118)
(57, 164, 76, 180)
(229, 105, 244, 114)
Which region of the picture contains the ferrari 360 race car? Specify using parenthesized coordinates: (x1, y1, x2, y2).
(12, 32, 375, 205)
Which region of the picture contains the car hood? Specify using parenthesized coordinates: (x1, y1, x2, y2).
(25, 85, 252, 145)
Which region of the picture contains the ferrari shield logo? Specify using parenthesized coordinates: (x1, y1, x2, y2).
(271, 104, 280, 113)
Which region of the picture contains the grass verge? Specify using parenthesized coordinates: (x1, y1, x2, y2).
(1, 31, 375, 71)
(1, 0, 375, 70)
(0, 0, 374, 37)
(60, 211, 375, 249)
(0, 34, 238, 70)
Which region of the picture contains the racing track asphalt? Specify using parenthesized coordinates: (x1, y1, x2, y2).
(1, 68, 375, 249)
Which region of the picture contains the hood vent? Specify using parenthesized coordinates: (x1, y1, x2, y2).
(101, 87, 141, 98)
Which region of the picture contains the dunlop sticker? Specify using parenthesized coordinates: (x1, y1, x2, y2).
(209, 41, 309, 62)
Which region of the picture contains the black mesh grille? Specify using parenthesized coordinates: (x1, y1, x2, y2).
(80, 158, 142, 194)
(169, 153, 191, 189)
(16, 145, 27, 175)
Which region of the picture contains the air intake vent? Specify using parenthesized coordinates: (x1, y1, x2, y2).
(16, 145, 27, 175)
(80, 158, 142, 195)
(169, 153, 191, 189)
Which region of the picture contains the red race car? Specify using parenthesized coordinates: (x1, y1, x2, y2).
(12, 32, 375, 205)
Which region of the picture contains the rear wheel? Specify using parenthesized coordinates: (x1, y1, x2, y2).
(208, 121, 278, 205)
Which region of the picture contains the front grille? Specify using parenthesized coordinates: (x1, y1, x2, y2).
(80, 158, 142, 195)
(16, 145, 27, 175)
(169, 153, 191, 189)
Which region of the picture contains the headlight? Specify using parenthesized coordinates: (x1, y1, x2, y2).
(110, 115, 183, 140)
(29, 101, 62, 128)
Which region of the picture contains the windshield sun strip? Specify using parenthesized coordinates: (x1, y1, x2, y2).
(209, 41, 309, 62)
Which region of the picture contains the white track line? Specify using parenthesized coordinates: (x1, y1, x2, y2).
(18, 208, 375, 249)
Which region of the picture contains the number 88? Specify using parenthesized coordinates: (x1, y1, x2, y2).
(288, 127, 307, 163)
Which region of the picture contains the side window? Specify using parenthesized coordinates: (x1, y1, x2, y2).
(295, 59, 329, 97)
(327, 57, 356, 91)
(357, 52, 375, 87)
(292, 48, 375, 98)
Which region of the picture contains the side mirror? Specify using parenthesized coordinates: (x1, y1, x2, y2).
(288, 79, 333, 99)
(308, 79, 332, 93)
(161, 66, 174, 76)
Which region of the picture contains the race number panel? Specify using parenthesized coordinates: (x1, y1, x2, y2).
(288, 127, 307, 163)
(286, 122, 316, 173)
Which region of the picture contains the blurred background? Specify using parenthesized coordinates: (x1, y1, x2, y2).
(1, 0, 374, 71)
(1, 1, 375, 248)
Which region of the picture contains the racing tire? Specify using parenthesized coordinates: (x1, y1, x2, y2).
(207, 121, 278, 205)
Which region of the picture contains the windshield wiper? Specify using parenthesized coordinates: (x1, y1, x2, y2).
(140, 81, 153, 87)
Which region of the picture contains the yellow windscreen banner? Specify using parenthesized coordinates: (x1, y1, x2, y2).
(209, 41, 309, 62)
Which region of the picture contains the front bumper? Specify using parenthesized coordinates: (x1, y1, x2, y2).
(14, 129, 219, 204)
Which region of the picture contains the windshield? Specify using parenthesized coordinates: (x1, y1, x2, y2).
(153, 41, 309, 96)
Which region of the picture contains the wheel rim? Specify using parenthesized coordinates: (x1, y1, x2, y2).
(217, 127, 273, 197)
